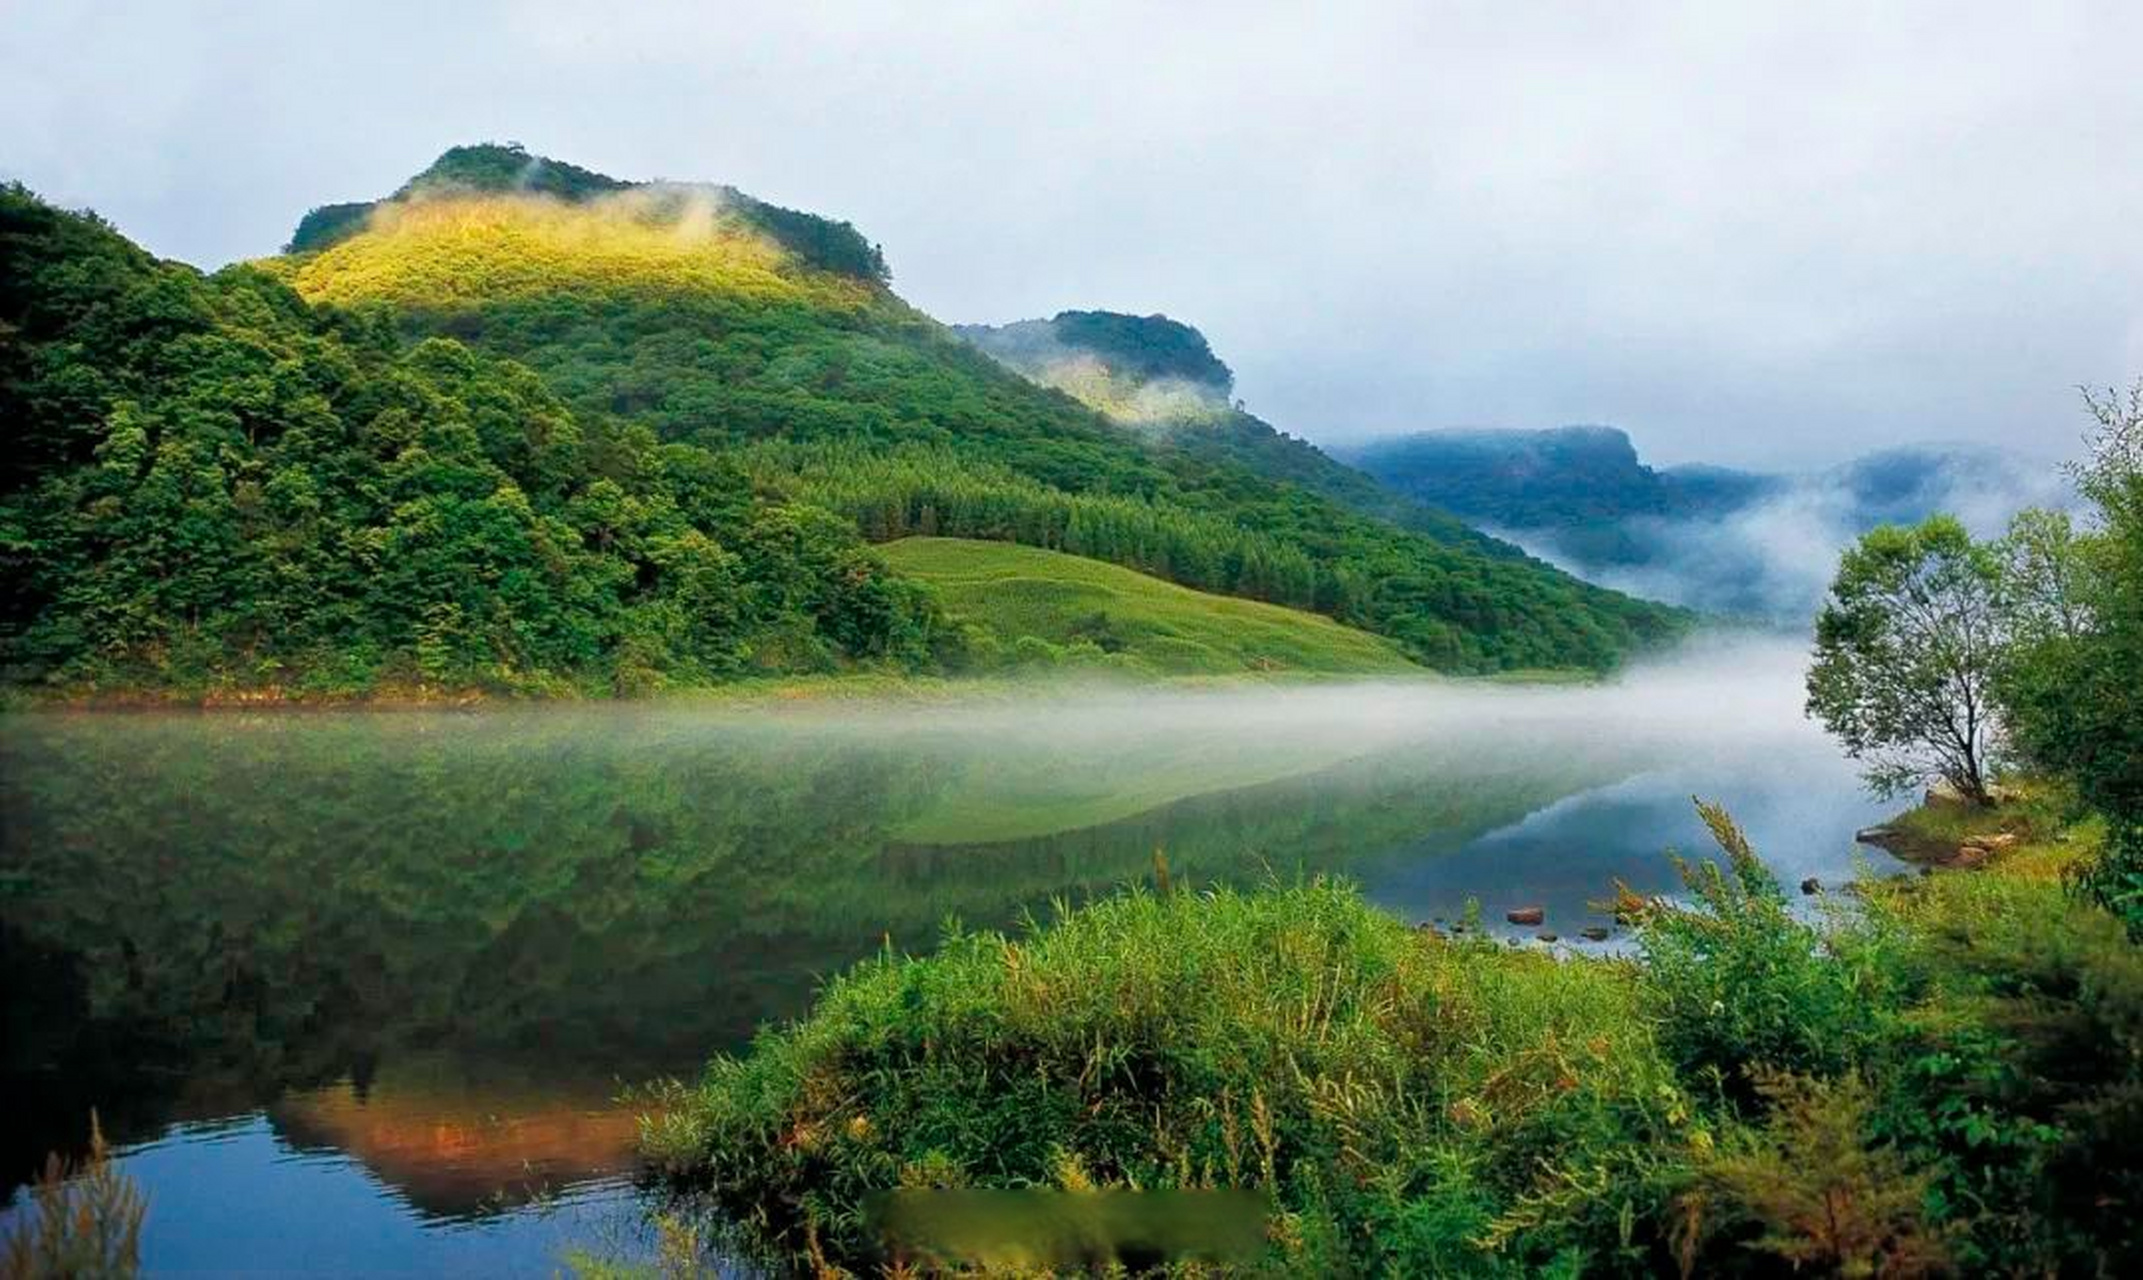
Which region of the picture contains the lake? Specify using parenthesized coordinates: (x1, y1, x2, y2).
(0, 637, 1900, 1274)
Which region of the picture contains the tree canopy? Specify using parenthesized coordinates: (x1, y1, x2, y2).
(0, 183, 936, 696)
(1806, 515, 2004, 801)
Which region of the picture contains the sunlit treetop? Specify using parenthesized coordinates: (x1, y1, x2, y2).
(284, 142, 889, 285)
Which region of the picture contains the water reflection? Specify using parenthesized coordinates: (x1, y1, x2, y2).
(0, 642, 1890, 1269)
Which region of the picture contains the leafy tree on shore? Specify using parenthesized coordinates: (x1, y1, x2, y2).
(1806, 515, 2006, 803)
(1997, 380, 2143, 924)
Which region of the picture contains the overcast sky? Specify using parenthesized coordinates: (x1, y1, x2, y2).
(6, 1, 2140, 466)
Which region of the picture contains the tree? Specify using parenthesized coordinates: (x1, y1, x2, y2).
(1807, 515, 2004, 803)
(1996, 380, 2143, 926)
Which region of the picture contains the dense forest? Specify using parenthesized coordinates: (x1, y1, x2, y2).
(0, 145, 1687, 697)
(0, 184, 936, 695)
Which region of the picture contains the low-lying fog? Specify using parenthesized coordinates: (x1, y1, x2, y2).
(760, 630, 1820, 760)
(0, 631, 1895, 1259)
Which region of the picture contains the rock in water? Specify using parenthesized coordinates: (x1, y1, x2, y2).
(1579, 926, 1612, 942)
(1800, 876, 1822, 895)
(1506, 906, 1545, 926)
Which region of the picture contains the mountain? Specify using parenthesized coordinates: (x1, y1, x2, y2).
(954, 311, 1235, 425)
(1340, 426, 2070, 622)
(0, 181, 936, 697)
(0, 146, 1687, 696)
(268, 145, 1687, 671)
(955, 310, 1517, 553)
(1342, 426, 1778, 529)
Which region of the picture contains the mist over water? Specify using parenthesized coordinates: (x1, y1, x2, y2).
(0, 635, 1891, 1273)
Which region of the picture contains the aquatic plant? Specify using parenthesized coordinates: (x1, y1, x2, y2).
(2, 1113, 147, 1280)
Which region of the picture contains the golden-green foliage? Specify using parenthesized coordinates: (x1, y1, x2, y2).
(878, 536, 1419, 677)
(2, 1114, 146, 1280)
(1689, 1071, 1953, 1277)
(279, 194, 871, 312)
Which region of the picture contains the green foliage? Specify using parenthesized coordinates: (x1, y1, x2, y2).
(1046, 310, 1232, 388)
(1807, 515, 2005, 801)
(877, 536, 1421, 676)
(756, 441, 1324, 607)
(645, 880, 1694, 1275)
(399, 142, 632, 203)
(648, 797, 2143, 1274)
(0, 183, 935, 696)
(1995, 382, 2143, 930)
(1631, 803, 1907, 1098)
(11, 146, 1689, 695)
(284, 200, 374, 255)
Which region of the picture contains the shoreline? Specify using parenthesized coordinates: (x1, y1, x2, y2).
(0, 664, 1608, 715)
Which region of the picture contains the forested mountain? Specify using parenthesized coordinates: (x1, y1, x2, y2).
(0, 183, 935, 695)
(1344, 426, 1778, 529)
(0, 145, 1688, 696)
(956, 310, 1520, 554)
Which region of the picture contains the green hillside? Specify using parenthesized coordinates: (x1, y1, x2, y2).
(878, 537, 1419, 677)
(0, 183, 937, 697)
(270, 145, 1690, 674)
(0, 145, 1691, 698)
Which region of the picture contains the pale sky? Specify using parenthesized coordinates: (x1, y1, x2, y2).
(7, 1, 2140, 466)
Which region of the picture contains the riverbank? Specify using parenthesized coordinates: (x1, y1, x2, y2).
(0, 663, 1608, 714)
(640, 789, 2143, 1275)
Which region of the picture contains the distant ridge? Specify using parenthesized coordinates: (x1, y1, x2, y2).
(1341, 425, 2070, 622)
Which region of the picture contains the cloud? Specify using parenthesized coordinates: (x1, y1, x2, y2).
(4, 2, 2138, 466)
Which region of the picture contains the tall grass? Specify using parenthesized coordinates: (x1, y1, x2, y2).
(3, 1113, 146, 1280)
(644, 879, 1694, 1273)
(646, 801, 2143, 1274)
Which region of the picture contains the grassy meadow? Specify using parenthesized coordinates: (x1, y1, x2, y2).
(879, 537, 1422, 677)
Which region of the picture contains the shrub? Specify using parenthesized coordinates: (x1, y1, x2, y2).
(1690, 1071, 1953, 1277)
(1629, 802, 1908, 1099)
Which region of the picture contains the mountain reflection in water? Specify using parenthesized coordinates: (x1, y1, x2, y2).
(0, 640, 1894, 1270)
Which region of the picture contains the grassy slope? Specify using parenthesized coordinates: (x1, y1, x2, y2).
(878, 536, 1420, 677)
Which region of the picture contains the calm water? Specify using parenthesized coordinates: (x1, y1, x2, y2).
(0, 639, 1896, 1275)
